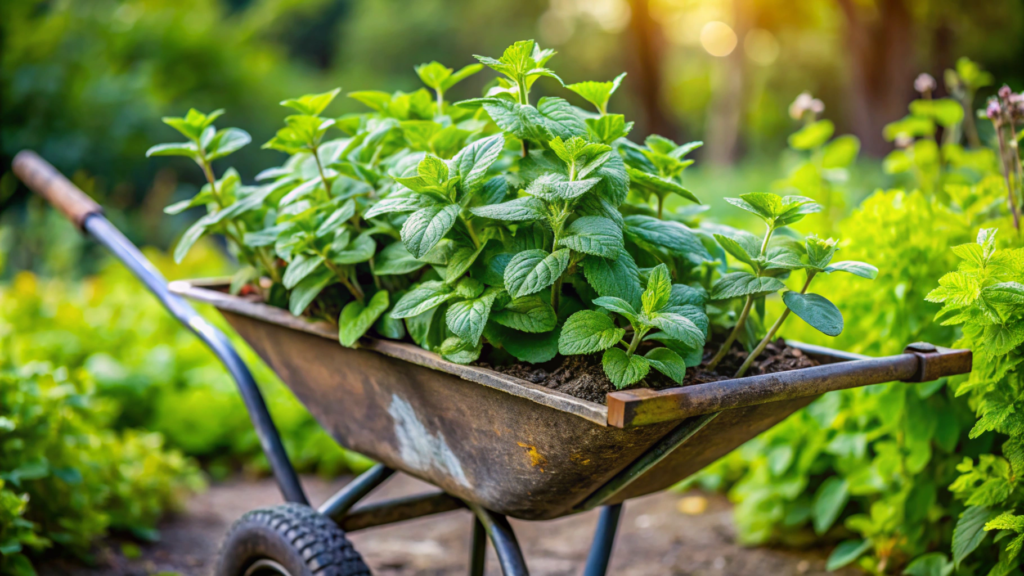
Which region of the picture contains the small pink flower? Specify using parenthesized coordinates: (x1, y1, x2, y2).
(914, 73, 936, 95)
(986, 98, 1002, 121)
(998, 85, 1013, 100)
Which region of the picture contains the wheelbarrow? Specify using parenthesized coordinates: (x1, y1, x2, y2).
(13, 150, 974, 576)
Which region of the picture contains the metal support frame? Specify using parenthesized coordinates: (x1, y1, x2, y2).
(467, 503, 529, 576)
(319, 464, 394, 521)
(83, 215, 308, 506)
(470, 517, 487, 576)
(583, 504, 623, 576)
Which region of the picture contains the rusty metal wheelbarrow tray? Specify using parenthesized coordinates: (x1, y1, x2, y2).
(168, 279, 973, 521)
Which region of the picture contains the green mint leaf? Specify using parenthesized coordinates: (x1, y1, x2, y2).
(558, 216, 622, 258)
(439, 336, 483, 364)
(812, 477, 850, 535)
(592, 296, 638, 323)
(391, 281, 455, 319)
(374, 242, 425, 276)
(146, 142, 199, 159)
(649, 312, 704, 349)
(415, 61, 452, 90)
(805, 235, 839, 269)
(526, 174, 600, 201)
(602, 348, 649, 389)
(669, 284, 707, 308)
(470, 197, 547, 222)
(566, 72, 626, 113)
(644, 347, 687, 384)
(536, 97, 588, 140)
(281, 88, 342, 116)
(642, 264, 672, 314)
(491, 296, 558, 333)
(825, 260, 879, 279)
(788, 119, 835, 150)
(984, 282, 1024, 305)
(714, 233, 757, 268)
(485, 323, 560, 364)
(455, 277, 485, 299)
(283, 253, 325, 289)
(173, 213, 218, 264)
(339, 290, 389, 347)
(348, 90, 392, 113)
(401, 203, 460, 258)
(762, 247, 806, 272)
(586, 114, 634, 144)
(953, 506, 999, 568)
(558, 310, 625, 355)
(364, 195, 426, 219)
(503, 249, 571, 299)
(330, 232, 376, 265)
(288, 268, 335, 316)
(453, 133, 505, 194)
(783, 292, 844, 337)
(583, 252, 643, 309)
(826, 540, 871, 571)
(205, 128, 251, 160)
(441, 63, 484, 91)
(626, 167, 700, 204)
(624, 215, 710, 263)
(445, 241, 488, 283)
(710, 272, 786, 300)
(446, 292, 497, 344)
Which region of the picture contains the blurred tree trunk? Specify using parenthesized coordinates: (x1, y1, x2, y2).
(836, 0, 916, 157)
(626, 0, 678, 141)
(706, 0, 751, 165)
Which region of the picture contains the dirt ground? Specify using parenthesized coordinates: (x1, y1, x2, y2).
(39, 474, 860, 576)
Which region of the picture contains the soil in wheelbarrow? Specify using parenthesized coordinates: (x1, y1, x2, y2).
(479, 339, 818, 404)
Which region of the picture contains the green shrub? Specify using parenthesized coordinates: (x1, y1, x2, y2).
(0, 365, 202, 572)
(0, 242, 372, 477)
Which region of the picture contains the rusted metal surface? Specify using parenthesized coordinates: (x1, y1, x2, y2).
(339, 491, 465, 532)
(606, 346, 972, 428)
(904, 342, 974, 382)
(601, 396, 820, 504)
(170, 280, 974, 519)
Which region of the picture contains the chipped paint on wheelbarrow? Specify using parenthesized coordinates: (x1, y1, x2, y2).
(169, 279, 972, 521)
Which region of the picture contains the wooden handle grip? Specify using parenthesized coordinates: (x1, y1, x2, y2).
(12, 150, 102, 230)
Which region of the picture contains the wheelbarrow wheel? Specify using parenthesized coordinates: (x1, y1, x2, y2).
(216, 503, 371, 576)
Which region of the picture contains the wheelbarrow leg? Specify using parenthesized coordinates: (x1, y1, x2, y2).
(319, 464, 394, 522)
(467, 503, 528, 576)
(469, 517, 486, 576)
(583, 503, 623, 576)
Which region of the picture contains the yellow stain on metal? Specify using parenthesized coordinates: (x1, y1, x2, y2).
(517, 442, 548, 471)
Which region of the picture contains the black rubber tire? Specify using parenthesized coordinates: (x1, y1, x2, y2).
(216, 503, 371, 576)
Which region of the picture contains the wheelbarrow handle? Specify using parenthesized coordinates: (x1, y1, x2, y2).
(11, 150, 308, 506)
(12, 150, 103, 230)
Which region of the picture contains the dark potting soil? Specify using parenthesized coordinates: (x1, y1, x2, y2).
(482, 339, 819, 404)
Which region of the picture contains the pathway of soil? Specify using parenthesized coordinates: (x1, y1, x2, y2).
(40, 474, 859, 576)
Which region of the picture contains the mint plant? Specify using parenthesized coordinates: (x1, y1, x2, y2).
(621, 135, 702, 218)
(733, 234, 877, 377)
(558, 264, 706, 388)
(705, 193, 820, 371)
(146, 109, 282, 287)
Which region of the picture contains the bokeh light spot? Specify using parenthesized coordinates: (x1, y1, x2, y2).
(700, 21, 737, 57)
(744, 29, 780, 66)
